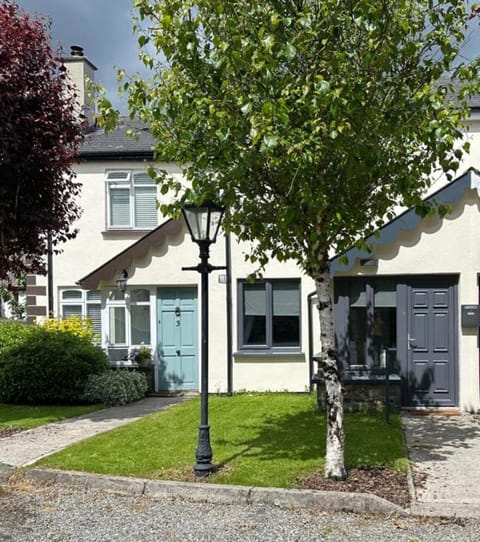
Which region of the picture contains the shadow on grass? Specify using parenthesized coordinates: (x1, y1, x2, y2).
(215, 409, 404, 471)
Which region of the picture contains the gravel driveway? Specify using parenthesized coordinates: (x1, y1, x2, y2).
(1, 479, 479, 542)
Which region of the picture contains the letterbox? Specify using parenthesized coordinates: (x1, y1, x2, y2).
(461, 305, 479, 328)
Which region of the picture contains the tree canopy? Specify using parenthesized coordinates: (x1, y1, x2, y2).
(0, 0, 85, 281)
(100, 0, 480, 479)
(108, 0, 480, 272)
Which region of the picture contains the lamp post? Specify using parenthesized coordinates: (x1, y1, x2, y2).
(182, 200, 225, 476)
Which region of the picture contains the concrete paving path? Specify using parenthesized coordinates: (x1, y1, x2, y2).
(402, 412, 480, 518)
(0, 396, 186, 467)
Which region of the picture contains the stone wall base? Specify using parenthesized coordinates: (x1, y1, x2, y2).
(315, 380, 401, 412)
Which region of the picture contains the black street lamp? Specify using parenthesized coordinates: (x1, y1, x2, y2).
(182, 200, 226, 476)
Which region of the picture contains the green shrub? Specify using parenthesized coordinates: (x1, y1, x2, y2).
(83, 370, 148, 407)
(0, 326, 108, 404)
(0, 320, 31, 353)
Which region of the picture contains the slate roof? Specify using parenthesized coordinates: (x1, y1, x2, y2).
(79, 80, 480, 159)
(439, 76, 480, 108)
(80, 117, 155, 160)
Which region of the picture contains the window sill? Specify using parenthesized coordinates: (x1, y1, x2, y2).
(101, 229, 155, 238)
(234, 351, 305, 362)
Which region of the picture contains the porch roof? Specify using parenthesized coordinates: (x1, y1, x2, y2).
(77, 218, 183, 290)
(331, 167, 480, 273)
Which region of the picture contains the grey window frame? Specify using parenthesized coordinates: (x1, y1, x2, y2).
(334, 277, 397, 370)
(237, 279, 301, 352)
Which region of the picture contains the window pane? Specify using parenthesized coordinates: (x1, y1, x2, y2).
(62, 305, 82, 318)
(134, 187, 157, 228)
(243, 284, 266, 345)
(133, 171, 155, 185)
(86, 290, 101, 302)
(349, 307, 366, 365)
(350, 282, 366, 307)
(87, 303, 102, 337)
(109, 306, 126, 344)
(272, 316, 300, 346)
(244, 284, 266, 315)
(243, 315, 266, 345)
(62, 290, 82, 300)
(131, 289, 149, 302)
(106, 171, 130, 180)
(373, 307, 396, 367)
(272, 281, 300, 347)
(131, 305, 151, 344)
(273, 281, 300, 315)
(110, 188, 130, 226)
(374, 279, 396, 307)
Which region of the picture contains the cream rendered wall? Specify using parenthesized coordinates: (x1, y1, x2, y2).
(335, 188, 480, 410)
(104, 218, 319, 393)
(52, 161, 179, 314)
(228, 237, 317, 392)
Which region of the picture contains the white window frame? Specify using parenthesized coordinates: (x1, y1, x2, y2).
(104, 287, 155, 362)
(105, 170, 158, 230)
(59, 288, 102, 338)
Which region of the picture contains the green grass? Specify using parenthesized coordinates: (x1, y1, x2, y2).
(36, 393, 407, 488)
(0, 403, 104, 430)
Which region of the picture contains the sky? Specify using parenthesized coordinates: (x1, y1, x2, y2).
(17, 0, 149, 112)
(15, 1, 480, 113)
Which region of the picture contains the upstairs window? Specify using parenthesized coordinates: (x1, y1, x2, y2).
(106, 170, 158, 230)
(238, 279, 301, 351)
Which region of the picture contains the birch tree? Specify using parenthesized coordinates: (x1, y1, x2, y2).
(100, 0, 479, 479)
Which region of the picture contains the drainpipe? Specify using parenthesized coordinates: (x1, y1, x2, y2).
(307, 290, 317, 392)
(225, 233, 233, 395)
(47, 231, 54, 316)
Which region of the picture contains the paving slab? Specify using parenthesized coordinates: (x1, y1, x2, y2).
(0, 396, 185, 467)
(402, 412, 480, 518)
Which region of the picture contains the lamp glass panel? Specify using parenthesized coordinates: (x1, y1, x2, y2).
(184, 208, 209, 241)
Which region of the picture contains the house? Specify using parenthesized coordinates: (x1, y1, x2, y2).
(25, 48, 480, 411)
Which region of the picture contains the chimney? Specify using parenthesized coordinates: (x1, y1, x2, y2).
(63, 45, 97, 129)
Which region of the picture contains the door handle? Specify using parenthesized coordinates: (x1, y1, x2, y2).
(176, 349, 181, 356)
(408, 333, 416, 351)
(175, 306, 181, 317)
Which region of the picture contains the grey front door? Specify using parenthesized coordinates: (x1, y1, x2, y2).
(404, 277, 457, 407)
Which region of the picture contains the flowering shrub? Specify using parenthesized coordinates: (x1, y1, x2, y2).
(42, 315, 99, 343)
(83, 370, 148, 407)
(0, 320, 31, 353)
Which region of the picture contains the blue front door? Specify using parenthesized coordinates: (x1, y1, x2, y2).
(157, 287, 198, 391)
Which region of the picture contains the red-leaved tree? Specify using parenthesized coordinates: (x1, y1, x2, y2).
(0, 0, 85, 281)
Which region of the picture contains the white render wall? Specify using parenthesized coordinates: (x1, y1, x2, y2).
(49, 160, 318, 393)
(45, 121, 480, 399)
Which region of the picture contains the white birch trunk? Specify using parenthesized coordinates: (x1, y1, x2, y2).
(314, 267, 346, 480)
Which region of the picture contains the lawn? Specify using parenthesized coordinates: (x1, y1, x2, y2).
(36, 393, 407, 489)
(0, 403, 104, 430)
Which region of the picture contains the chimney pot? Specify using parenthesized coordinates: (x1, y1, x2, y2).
(70, 45, 84, 57)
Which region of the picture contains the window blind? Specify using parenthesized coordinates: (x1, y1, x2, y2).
(110, 189, 130, 226)
(134, 186, 157, 228)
